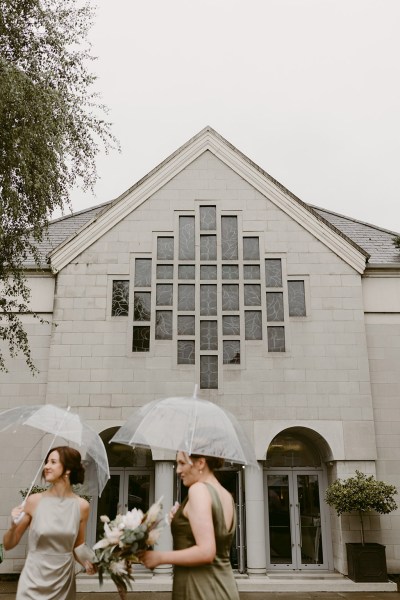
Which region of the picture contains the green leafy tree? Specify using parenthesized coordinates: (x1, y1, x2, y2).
(0, 0, 118, 372)
(392, 236, 400, 250)
(325, 470, 397, 545)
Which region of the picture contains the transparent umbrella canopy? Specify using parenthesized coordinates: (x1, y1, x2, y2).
(0, 404, 110, 497)
(110, 395, 258, 466)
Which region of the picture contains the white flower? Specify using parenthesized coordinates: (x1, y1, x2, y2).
(93, 538, 111, 550)
(121, 508, 144, 530)
(109, 560, 128, 575)
(100, 515, 110, 523)
(93, 522, 124, 549)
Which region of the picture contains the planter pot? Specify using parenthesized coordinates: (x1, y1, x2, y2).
(346, 543, 388, 582)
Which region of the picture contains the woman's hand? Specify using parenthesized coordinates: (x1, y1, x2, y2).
(11, 504, 25, 523)
(169, 501, 180, 523)
(141, 550, 162, 570)
(84, 561, 97, 575)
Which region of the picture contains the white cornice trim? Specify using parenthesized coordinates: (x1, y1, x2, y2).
(50, 129, 367, 274)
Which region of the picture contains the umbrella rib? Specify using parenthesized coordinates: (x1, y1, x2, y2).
(23, 406, 72, 502)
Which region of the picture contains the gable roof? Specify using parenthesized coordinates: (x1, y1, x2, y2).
(24, 203, 109, 269)
(47, 127, 372, 274)
(32, 127, 399, 273)
(313, 207, 400, 266)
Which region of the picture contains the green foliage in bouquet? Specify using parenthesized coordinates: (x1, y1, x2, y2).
(325, 470, 397, 545)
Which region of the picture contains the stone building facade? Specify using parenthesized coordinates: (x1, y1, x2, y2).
(1, 127, 400, 578)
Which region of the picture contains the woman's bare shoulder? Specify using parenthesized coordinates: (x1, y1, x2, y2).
(24, 492, 44, 514)
(77, 496, 90, 515)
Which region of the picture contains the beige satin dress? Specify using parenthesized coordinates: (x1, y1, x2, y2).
(17, 496, 81, 600)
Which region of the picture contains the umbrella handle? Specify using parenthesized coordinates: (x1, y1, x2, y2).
(13, 500, 26, 525)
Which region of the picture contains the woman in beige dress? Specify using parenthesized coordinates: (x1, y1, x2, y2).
(3, 446, 95, 600)
(142, 451, 240, 600)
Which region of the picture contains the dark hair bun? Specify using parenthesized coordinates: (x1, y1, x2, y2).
(43, 446, 85, 485)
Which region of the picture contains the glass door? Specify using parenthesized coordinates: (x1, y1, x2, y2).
(265, 470, 326, 569)
(95, 469, 153, 541)
(177, 467, 245, 571)
(218, 469, 246, 573)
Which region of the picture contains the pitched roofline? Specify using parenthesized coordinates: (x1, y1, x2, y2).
(48, 200, 112, 225)
(49, 126, 369, 274)
(310, 204, 400, 237)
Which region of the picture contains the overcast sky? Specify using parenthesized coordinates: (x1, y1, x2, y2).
(69, 0, 400, 233)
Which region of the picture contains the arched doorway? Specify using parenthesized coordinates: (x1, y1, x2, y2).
(88, 427, 154, 544)
(264, 428, 331, 570)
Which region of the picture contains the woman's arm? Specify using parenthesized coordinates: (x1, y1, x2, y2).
(73, 498, 96, 575)
(3, 495, 37, 550)
(142, 482, 216, 569)
(73, 498, 90, 550)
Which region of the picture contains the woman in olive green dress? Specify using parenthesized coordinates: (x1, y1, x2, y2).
(142, 451, 239, 600)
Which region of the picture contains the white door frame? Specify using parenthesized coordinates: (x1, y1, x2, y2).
(87, 467, 154, 546)
(264, 468, 332, 571)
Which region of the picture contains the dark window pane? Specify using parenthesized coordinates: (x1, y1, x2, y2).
(179, 216, 195, 260)
(177, 316, 195, 335)
(222, 284, 239, 311)
(268, 326, 285, 352)
(288, 281, 306, 316)
(200, 235, 217, 260)
(178, 265, 195, 279)
(134, 292, 151, 321)
(221, 216, 238, 260)
(155, 311, 173, 340)
(156, 284, 173, 306)
(200, 321, 218, 350)
(178, 285, 195, 311)
(244, 284, 261, 306)
(156, 264, 173, 279)
(200, 355, 218, 389)
(200, 285, 217, 315)
(245, 311, 262, 340)
(112, 281, 129, 316)
(200, 265, 217, 280)
(134, 258, 152, 287)
(266, 292, 284, 321)
(223, 340, 240, 364)
(200, 206, 216, 230)
(157, 237, 174, 260)
(243, 265, 260, 280)
(132, 326, 150, 352)
(265, 258, 282, 287)
(178, 340, 195, 364)
(243, 237, 260, 260)
(223, 315, 240, 336)
(222, 264, 239, 279)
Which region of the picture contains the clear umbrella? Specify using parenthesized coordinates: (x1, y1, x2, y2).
(110, 390, 257, 466)
(0, 404, 110, 498)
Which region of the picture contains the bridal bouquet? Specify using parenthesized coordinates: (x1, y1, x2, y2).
(93, 497, 164, 599)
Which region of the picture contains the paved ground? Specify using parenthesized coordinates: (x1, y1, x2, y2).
(1, 581, 400, 600)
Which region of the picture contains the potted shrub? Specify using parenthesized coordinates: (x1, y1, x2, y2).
(325, 470, 397, 582)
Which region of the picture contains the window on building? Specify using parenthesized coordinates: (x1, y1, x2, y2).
(288, 280, 306, 316)
(113, 206, 308, 387)
(111, 280, 129, 316)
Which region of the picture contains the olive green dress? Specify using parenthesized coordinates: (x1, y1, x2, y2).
(16, 496, 81, 600)
(171, 483, 240, 600)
